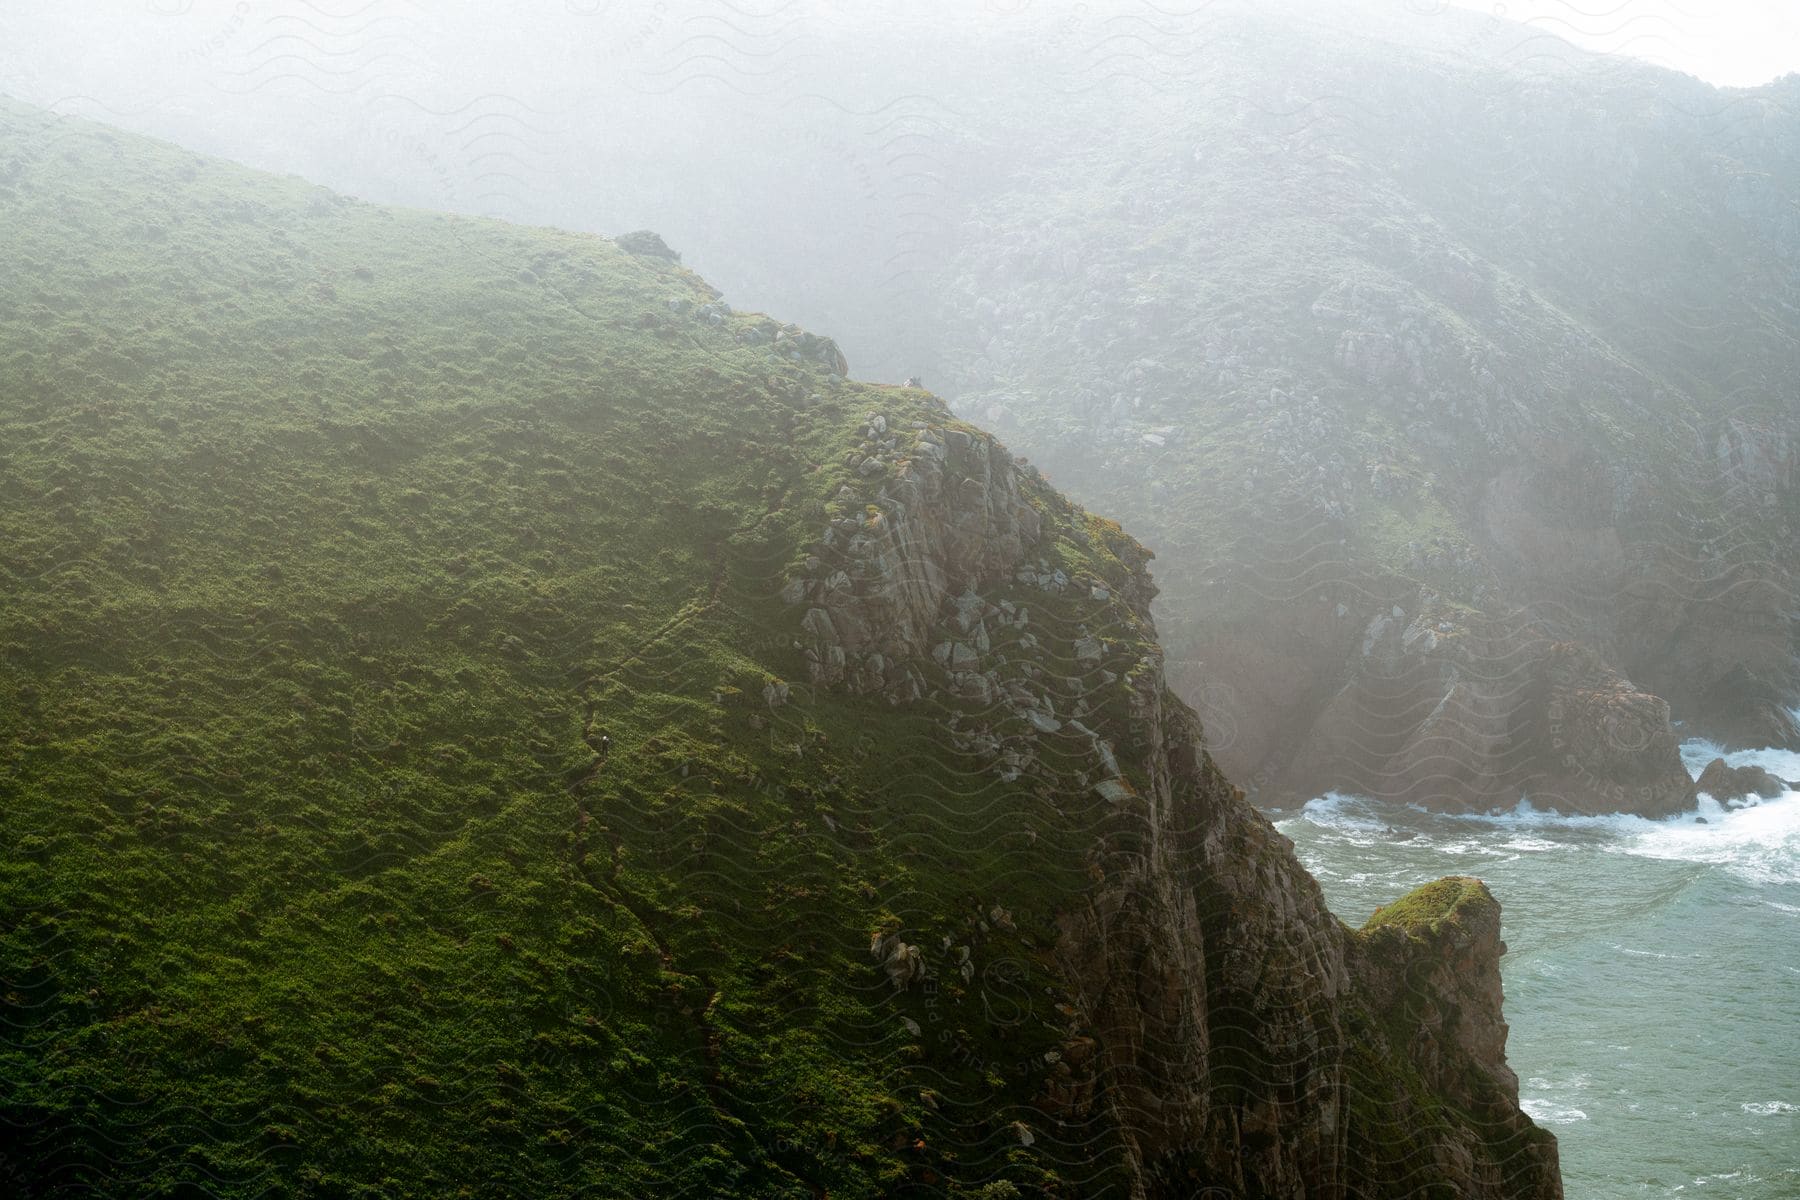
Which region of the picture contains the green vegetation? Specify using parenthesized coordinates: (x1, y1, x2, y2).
(1358, 876, 1493, 937)
(0, 98, 1152, 1197)
(1349, 877, 1556, 1194)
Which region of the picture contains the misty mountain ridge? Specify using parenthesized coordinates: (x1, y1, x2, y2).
(6, 0, 1793, 378)
(892, 4, 1800, 812)
(2, 1, 1796, 1194)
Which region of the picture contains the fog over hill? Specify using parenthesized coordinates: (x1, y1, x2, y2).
(2, 0, 1763, 365)
(2, 3, 1797, 1196)
(12, 0, 1788, 813)
(0, 91, 1563, 1196)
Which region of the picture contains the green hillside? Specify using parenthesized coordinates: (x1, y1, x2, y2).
(0, 96, 1164, 1196)
(7, 2, 1791, 814)
(0, 97, 1560, 1199)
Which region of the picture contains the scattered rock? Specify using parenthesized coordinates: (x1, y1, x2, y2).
(870, 931, 924, 990)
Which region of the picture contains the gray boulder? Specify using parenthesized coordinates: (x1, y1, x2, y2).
(614, 229, 679, 260)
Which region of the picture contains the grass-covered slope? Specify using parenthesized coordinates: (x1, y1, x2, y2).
(0, 97, 1175, 1197)
(0, 97, 1563, 1200)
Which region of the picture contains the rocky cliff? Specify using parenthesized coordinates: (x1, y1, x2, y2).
(28, 0, 1792, 815)
(0, 96, 1559, 1197)
(346, 0, 1796, 819)
(787, 410, 1562, 1196)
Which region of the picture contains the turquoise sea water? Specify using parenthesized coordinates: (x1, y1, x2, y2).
(1276, 738, 1800, 1198)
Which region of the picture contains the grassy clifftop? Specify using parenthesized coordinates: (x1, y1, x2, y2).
(0, 97, 1561, 1200)
(1359, 876, 1495, 937)
(0, 97, 1170, 1196)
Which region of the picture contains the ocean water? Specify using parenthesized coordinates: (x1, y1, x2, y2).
(1275, 738, 1800, 1198)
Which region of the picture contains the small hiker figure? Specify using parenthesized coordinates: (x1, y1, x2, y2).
(598, 733, 611, 761)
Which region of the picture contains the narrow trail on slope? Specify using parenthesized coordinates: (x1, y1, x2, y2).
(555, 481, 815, 1193)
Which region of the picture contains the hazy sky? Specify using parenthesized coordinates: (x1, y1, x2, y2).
(1, 1, 1795, 111)
(1445, 0, 1800, 85)
(2, 0, 1792, 381)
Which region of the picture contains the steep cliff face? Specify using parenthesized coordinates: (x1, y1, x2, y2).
(788, 415, 1562, 1196)
(1615, 416, 1800, 750)
(1351, 878, 1550, 1192)
(0, 97, 1559, 1197)
(789, 411, 1041, 701)
(515, 1, 1793, 818)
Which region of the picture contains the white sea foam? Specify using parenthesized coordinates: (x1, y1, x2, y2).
(1310, 762, 1800, 886)
(1683, 735, 1800, 796)
(1611, 943, 1698, 960)
(1521, 1098, 1588, 1124)
(1621, 789, 1800, 886)
(1740, 1100, 1797, 1116)
(1437, 796, 1660, 836)
(1500, 834, 1563, 852)
(1426, 838, 1514, 858)
(1295, 792, 1388, 833)
(1691, 1171, 1748, 1187)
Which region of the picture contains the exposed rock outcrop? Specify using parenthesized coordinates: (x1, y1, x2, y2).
(1529, 645, 1697, 815)
(793, 413, 1562, 1198)
(1695, 756, 1795, 804)
(1350, 878, 1555, 1190)
(1264, 601, 1697, 815)
(789, 414, 1040, 702)
(877, 25, 1800, 811)
(612, 228, 680, 260)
